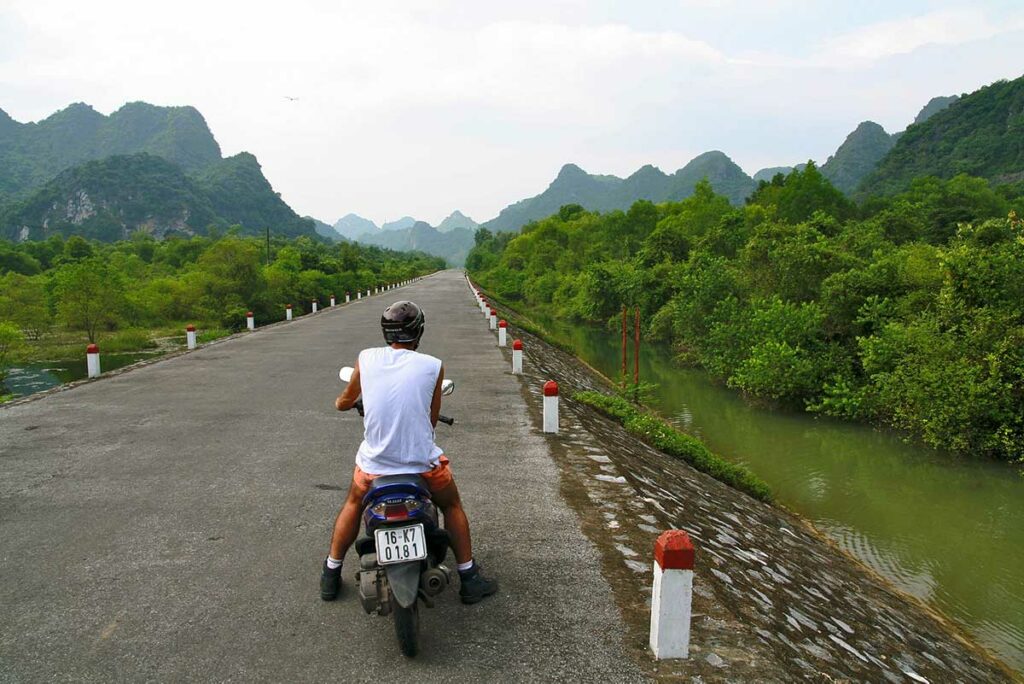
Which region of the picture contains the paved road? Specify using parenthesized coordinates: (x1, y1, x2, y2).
(0, 270, 643, 682)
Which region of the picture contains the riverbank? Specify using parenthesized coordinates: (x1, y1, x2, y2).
(477, 282, 1015, 679)
(478, 282, 1019, 680)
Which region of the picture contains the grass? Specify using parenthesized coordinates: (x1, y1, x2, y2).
(10, 321, 228, 362)
(574, 390, 773, 502)
(101, 328, 159, 352)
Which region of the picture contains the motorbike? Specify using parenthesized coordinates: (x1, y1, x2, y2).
(338, 366, 456, 657)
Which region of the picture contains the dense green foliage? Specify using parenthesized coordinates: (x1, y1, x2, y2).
(468, 167, 1024, 462)
(860, 76, 1024, 196)
(574, 390, 772, 501)
(0, 233, 443, 370)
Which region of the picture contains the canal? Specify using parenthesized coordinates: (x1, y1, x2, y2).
(534, 314, 1024, 673)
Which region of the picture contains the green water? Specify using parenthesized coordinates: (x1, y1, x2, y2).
(2, 353, 157, 399)
(538, 315, 1024, 673)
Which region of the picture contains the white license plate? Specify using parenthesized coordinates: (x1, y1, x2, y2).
(375, 524, 427, 565)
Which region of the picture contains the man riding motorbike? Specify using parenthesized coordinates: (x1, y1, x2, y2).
(320, 300, 498, 605)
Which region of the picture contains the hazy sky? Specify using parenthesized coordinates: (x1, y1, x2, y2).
(1, 1, 1022, 226)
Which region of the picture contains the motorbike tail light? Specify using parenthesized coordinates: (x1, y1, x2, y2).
(384, 503, 409, 520)
(371, 502, 387, 516)
(404, 498, 423, 513)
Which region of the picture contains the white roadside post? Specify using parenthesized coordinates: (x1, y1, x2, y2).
(498, 320, 507, 347)
(366, 289, 370, 298)
(512, 339, 523, 374)
(286, 304, 293, 321)
(86, 343, 101, 378)
(186, 324, 197, 350)
(246, 311, 255, 330)
(542, 380, 559, 433)
(650, 530, 696, 660)
(357, 291, 362, 300)
(330, 294, 336, 307)
(346, 292, 351, 304)
(312, 300, 318, 314)
(489, 309, 497, 331)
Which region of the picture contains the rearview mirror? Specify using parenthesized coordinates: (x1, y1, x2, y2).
(441, 379, 455, 396)
(339, 366, 354, 383)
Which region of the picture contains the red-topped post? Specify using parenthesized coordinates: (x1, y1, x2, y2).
(246, 311, 255, 330)
(489, 308, 497, 331)
(498, 320, 508, 347)
(86, 343, 101, 378)
(285, 304, 293, 321)
(542, 380, 559, 433)
(512, 339, 523, 374)
(650, 530, 695, 659)
(186, 324, 197, 350)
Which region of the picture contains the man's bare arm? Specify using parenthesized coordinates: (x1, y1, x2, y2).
(429, 365, 444, 427)
(336, 362, 362, 411)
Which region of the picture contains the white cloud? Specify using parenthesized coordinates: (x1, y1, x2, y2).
(0, 1, 1021, 224)
(816, 8, 1024, 65)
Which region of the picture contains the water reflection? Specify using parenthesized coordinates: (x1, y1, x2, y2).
(3, 353, 157, 399)
(534, 313, 1024, 672)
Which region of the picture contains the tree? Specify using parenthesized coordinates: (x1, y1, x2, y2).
(0, 321, 26, 385)
(52, 259, 127, 342)
(0, 273, 51, 339)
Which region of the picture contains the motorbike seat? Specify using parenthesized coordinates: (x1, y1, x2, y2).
(362, 473, 431, 507)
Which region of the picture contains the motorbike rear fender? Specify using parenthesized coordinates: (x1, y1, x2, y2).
(385, 562, 421, 608)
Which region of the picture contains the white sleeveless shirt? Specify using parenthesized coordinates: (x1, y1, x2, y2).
(355, 346, 444, 475)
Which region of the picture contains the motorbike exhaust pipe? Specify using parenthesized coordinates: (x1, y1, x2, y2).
(420, 567, 449, 596)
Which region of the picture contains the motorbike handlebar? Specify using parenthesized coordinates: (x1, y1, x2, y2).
(351, 399, 454, 426)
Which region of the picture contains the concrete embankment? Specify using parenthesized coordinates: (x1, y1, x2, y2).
(491, 289, 1016, 682)
(0, 271, 643, 682)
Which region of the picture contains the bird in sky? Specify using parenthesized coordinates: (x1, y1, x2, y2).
(284, 96, 299, 101)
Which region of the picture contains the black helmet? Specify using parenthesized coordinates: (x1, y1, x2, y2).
(381, 301, 425, 346)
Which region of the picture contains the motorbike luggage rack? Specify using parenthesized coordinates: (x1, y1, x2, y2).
(361, 474, 431, 506)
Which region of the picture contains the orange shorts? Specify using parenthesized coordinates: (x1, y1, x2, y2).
(352, 455, 453, 497)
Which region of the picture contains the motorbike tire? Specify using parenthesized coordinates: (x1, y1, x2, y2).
(394, 602, 419, 657)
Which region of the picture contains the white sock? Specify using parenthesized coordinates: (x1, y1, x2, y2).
(326, 556, 342, 570)
(457, 559, 474, 573)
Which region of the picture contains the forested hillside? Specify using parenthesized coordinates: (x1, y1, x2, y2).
(0, 102, 221, 200)
(860, 75, 1024, 195)
(0, 102, 318, 242)
(468, 165, 1024, 462)
(483, 151, 755, 232)
(820, 121, 895, 194)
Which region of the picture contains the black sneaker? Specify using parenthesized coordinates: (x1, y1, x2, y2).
(459, 563, 498, 605)
(320, 560, 342, 601)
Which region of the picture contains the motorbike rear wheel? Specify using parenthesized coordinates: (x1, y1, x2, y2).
(394, 602, 419, 657)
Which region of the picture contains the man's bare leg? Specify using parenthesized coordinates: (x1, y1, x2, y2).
(431, 480, 472, 564)
(321, 476, 364, 600)
(430, 479, 498, 604)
